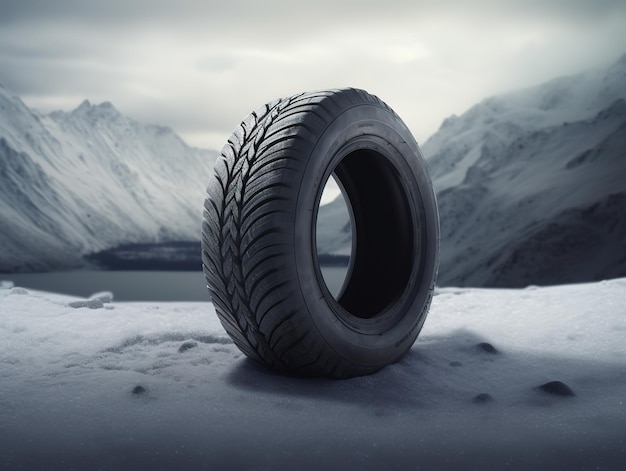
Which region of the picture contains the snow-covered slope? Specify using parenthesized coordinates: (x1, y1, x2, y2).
(316, 190, 352, 257)
(1, 278, 625, 470)
(423, 54, 626, 287)
(0, 85, 218, 272)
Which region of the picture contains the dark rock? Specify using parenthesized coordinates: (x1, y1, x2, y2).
(535, 380, 576, 397)
(178, 341, 198, 353)
(132, 385, 146, 395)
(476, 342, 499, 354)
(473, 393, 494, 404)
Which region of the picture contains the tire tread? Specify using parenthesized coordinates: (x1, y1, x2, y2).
(202, 88, 435, 377)
(203, 91, 337, 373)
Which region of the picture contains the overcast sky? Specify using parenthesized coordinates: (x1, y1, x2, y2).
(1, 0, 625, 150)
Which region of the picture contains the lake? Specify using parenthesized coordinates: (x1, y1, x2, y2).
(1, 267, 348, 302)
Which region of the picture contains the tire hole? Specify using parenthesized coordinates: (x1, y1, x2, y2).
(315, 149, 416, 320)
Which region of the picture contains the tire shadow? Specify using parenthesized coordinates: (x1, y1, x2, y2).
(225, 328, 626, 415)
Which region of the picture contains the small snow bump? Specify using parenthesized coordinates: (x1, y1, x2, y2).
(90, 291, 114, 303)
(1, 280, 15, 289)
(69, 298, 104, 309)
(8, 287, 29, 295)
(68, 291, 113, 309)
(449, 361, 463, 367)
(535, 380, 576, 397)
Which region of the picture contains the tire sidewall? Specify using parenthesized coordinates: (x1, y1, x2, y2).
(294, 101, 439, 368)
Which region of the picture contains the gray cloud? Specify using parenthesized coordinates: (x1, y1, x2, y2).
(1, 0, 625, 149)
(3, 0, 624, 24)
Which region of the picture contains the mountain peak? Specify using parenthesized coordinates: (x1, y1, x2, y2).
(76, 99, 91, 111)
(97, 101, 116, 111)
(69, 99, 122, 121)
(0, 88, 219, 273)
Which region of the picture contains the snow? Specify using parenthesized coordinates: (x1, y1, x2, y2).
(317, 187, 352, 257)
(0, 85, 219, 272)
(2, 278, 625, 470)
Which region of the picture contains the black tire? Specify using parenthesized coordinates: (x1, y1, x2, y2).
(202, 88, 439, 378)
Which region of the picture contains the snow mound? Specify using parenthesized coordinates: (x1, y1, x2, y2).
(67, 291, 114, 309)
(8, 287, 29, 295)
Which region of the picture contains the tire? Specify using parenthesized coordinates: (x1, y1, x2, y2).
(202, 88, 439, 378)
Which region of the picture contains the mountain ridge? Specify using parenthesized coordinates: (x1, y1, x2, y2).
(0, 84, 218, 272)
(422, 53, 626, 286)
(3, 53, 625, 284)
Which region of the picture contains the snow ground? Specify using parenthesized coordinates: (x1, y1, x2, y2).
(1, 279, 625, 470)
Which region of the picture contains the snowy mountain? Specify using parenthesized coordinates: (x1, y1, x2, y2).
(0, 84, 218, 272)
(422, 54, 626, 287)
(317, 190, 352, 257)
(4, 53, 625, 283)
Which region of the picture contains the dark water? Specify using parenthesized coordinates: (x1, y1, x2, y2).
(2, 267, 347, 302)
(86, 241, 201, 271)
(2, 271, 211, 302)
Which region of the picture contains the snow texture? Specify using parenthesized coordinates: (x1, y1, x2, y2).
(1, 279, 625, 470)
(0, 87, 219, 272)
(422, 53, 626, 287)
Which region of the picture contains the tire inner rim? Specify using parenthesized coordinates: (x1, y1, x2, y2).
(316, 148, 415, 320)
